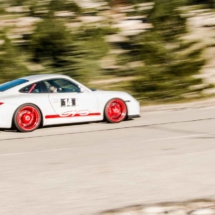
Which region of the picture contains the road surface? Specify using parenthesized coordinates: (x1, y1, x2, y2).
(1, 106, 215, 215)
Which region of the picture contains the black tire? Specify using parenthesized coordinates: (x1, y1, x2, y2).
(13, 104, 41, 132)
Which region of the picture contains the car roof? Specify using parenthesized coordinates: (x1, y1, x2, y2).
(21, 74, 70, 82)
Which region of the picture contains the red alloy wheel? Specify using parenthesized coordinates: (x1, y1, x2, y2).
(14, 104, 41, 132)
(105, 99, 127, 123)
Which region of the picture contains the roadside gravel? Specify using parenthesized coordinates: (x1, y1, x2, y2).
(141, 98, 215, 112)
(96, 200, 215, 215)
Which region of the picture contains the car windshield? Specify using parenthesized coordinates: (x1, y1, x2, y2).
(0, 79, 29, 92)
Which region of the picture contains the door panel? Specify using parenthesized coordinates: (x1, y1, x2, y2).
(44, 78, 101, 123)
(48, 92, 99, 116)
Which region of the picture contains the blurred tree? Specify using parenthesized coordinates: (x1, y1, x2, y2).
(115, 0, 211, 102)
(58, 26, 111, 82)
(0, 0, 212, 102)
(188, 0, 215, 8)
(30, 18, 70, 64)
(148, 0, 187, 42)
(49, 0, 81, 13)
(130, 33, 208, 101)
(28, 0, 81, 17)
(0, 32, 29, 83)
(30, 17, 111, 83)
(106, 0, 148, 7)
(9, 0, 27, 6)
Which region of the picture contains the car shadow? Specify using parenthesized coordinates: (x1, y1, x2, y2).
(41, 121, 91, 129)
(0, 129, 18, 133)
(0, 118, 134, 133)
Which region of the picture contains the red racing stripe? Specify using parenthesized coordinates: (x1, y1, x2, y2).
(45, 112, 101, 119)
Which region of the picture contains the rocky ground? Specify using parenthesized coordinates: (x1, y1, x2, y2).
(96, 199, 215, 215)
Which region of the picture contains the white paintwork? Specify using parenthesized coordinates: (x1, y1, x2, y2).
(0, 74, 140, 129)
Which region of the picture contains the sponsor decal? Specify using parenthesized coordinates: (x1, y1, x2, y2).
(61, 109, 90, 117)
(45, 110, 101, 119)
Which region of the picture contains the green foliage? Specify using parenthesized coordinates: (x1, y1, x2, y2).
(54, 26, 111, 83)
(9, 0, 28, 6)
(131, 38, 206, 100)
(133, 68, 204, 101)
(27, 0, 81, 17)
(0, 32, 29, 82)
(30, 18, 71, 63)
(30, 17, 110, 83)
(49, 0, 81, 13)
(113, 0, 210, 101)
(149, 0, 187, 42)
(188, 0, 215, 8)
(106, 0, 149, 6)
(0, 0, 212, 103)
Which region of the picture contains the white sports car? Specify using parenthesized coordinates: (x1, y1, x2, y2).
(0, 74, 140, 132)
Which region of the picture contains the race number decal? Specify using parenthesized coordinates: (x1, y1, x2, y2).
(61, 98, 76, 107)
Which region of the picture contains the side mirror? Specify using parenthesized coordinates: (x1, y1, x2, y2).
(79, 87, 86, 93)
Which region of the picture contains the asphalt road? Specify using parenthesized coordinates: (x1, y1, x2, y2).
(1, 106, 215, 215)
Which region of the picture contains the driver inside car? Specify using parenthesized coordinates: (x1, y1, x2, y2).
(49, 85, 57, 93)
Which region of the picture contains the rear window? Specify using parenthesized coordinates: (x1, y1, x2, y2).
(0, 79, 29, 92)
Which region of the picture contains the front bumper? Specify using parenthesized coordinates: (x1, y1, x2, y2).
(125, 98, 140, 117)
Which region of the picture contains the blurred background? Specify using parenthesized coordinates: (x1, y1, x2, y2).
(1, 0, 215, 104)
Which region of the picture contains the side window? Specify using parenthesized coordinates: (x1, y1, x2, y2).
(20, 82, 43, 93)
(44, 79, 81, 93)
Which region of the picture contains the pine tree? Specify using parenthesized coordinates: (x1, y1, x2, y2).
(48, 0, 81, 13)
(117, 0, 211, 102)
(188, 0, 215, 8)
(0, 32, 29, 83)
(29, 15, 111, 83)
